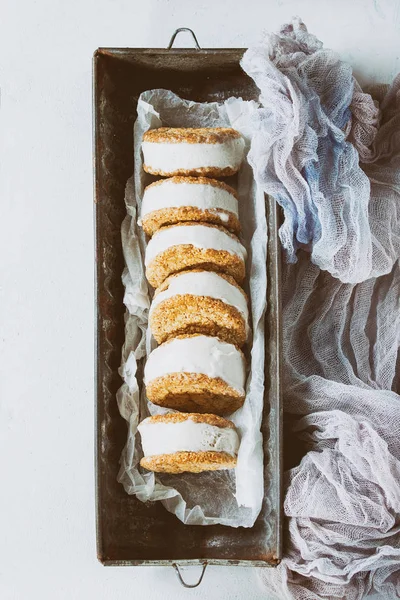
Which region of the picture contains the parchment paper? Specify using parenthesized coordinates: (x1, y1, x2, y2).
(116, 89, 267, 527)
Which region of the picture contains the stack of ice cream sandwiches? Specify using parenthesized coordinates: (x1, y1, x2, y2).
(137, 127, 248, 475)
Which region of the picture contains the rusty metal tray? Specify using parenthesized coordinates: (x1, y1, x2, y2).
(94, 29, 282, 581)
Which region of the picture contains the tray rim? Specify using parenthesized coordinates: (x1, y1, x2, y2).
(94, 47, 247, 56)
(93, 46, 282, 568)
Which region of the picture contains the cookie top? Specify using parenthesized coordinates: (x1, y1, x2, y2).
(143, 127, 242, 145)
(144, 175, 238, 198)
(140, 411, 236, 429)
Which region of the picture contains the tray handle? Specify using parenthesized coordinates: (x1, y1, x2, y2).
(167, 28, 201, 50)
(172, 562, 207, 588)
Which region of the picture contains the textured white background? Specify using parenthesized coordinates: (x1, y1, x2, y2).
(1, 1, 399, 599)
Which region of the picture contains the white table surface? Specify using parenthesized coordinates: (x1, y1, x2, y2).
(1, 1, 399, 598)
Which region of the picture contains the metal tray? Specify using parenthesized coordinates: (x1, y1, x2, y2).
(94, 29, 282, 583)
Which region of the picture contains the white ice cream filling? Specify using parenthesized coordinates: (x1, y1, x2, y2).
(138, 419, 240, 457)
(150, 271, 250, 336)
(142, 137, 245, 172)
(140, 180, 239, 221)
(144, 334, 246, 394)
(145, 224, 247, 267)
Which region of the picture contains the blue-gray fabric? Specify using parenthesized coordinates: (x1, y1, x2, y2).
(242, 19, 400, 600)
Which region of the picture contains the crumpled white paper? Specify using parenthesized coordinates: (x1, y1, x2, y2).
(116, 89, 268, 527)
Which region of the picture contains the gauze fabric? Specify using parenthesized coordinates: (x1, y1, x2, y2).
(241, 19, 400, 600)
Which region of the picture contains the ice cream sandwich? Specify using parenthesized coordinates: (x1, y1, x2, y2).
(150, 269, 249, 346)
(142, 127, 245, 177)
(145, 222, 247, 288)
(140, 176, 240, 236)
(138, 412, 240, 473)
(144, 334, 246, 415)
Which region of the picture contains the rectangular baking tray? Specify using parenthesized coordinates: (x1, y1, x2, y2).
(94, 36, 282, 569)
